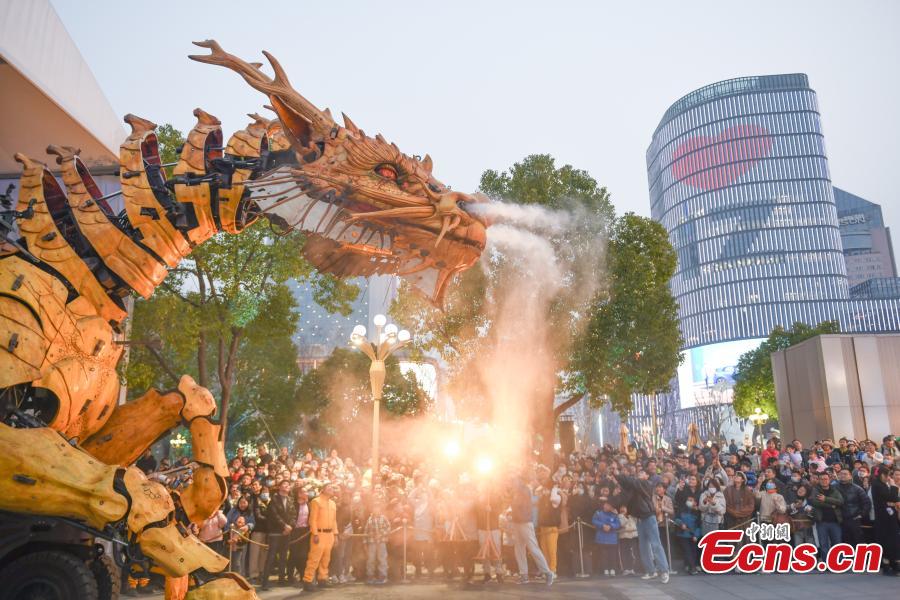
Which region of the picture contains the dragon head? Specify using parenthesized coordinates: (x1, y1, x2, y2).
(189, 40, 488, 306)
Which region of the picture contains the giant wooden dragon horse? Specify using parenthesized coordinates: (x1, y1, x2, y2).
(0, 40, 488, 599)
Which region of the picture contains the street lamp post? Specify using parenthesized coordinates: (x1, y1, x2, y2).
(169, 431, 187, 460)
(748, 406, 769, 447)
(350, 314, 411, 485)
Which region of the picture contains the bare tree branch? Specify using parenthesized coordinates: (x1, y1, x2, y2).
(119, 339, 180, 387)
(553, 392, 587, 420)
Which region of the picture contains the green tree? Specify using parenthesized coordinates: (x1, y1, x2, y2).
(569, 213, 684, 414)
(155, 123, 183, 177)
(294, 347, 428, 451)
(391, 154, 682, 456)
(732, 320, 840, 420)
(125, 125, 359, 442)
(394, 155, 612, 426)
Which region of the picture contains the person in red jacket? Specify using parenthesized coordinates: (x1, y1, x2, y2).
(761, 438, 780, 470)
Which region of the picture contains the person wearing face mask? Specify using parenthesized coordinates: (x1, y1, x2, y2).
(674, 474, 701, 512)
(755, 481, 787, 526)
(673, 496, 702, 575)
(854, 465, 870, 488)
(836, 469, 871, 546)
(783, 469, 807, 503)
(698, 479, 726, 536)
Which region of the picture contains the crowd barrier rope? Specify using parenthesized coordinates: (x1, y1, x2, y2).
(221, 509, 876, 575)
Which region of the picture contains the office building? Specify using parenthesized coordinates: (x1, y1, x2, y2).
(613, 74, 900, 444)
(834, 187, 897, 287)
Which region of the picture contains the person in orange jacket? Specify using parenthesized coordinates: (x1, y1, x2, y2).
(303, 483, 338, 591)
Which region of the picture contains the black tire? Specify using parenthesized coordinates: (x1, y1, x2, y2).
(0, 550, 99, 600)
(90, 554, 120, 600)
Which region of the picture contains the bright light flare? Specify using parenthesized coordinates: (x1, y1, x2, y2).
(373, 314, 387, 327)
(475, 455, 494, 474)
(443, 440, 461, 459)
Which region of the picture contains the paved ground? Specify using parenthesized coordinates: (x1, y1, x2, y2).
(146, 573, 898, 599)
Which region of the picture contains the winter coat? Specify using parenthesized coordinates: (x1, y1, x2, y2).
(787, 497, 815, 530)
(265, 493, 298, 534)
(199, 511, 228, 543)
(591, 510, 620, 545)
(615, 475, 655, 520)
(618, 514, 638, 539)
(674, 484, 701, 512)
(755, 490, 787, 522)
(837, 482, 871, 520)
(673, 509, 701, 540)
(743, 470, 758, 487)
(761, 448, 780, 467)
(724, 485, 756, 520)
(809, 484, 844, 523)
(654, 493, 674, 525)
(226, 506, 255, 532)
(698, 490, 726, 525)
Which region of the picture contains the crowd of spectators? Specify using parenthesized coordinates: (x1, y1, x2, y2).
(135, 433, 900, 592)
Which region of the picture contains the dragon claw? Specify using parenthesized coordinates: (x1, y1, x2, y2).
(183, 573, 258, 600)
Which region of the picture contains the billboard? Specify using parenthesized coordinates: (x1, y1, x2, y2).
(677, 338, 765, 408)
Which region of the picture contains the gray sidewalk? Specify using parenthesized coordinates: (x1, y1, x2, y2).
(145, 573, 898, 599)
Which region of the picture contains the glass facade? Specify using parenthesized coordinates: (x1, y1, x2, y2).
(647, 74, 900, 350)
(849, 277, 900, 300)
(290, 275, 397, 373)
(834, 187, 898, 287)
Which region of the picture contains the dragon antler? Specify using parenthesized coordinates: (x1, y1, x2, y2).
(189, 39, 336, 147)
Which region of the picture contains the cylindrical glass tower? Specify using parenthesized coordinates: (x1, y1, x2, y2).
(648, 74, 853, 348)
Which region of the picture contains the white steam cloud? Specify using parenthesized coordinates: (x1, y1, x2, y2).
(465, 200, 607, 462)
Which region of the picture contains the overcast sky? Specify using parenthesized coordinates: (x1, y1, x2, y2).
(53, 0, 900, 234)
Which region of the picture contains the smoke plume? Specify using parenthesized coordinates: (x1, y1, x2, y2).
(463, 200, 607, 462)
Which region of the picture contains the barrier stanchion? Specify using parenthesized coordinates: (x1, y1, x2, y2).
(576, 518, 589, 578)
(402, 518, 408, 584)
(228, 526, 234, 570)
(664, 519, 674, 574)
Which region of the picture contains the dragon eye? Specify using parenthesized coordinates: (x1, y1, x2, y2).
(375, 164, 399, 181)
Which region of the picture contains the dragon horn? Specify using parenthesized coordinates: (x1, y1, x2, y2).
(261, 49, 334, 134)
(190, 40, 335, 144)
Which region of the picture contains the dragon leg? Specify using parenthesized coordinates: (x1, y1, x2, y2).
(82, 375, 229, 525)
(81, 387, 186, 466)
(0, 424, 255, 598)
(81, 374, 240, 598)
